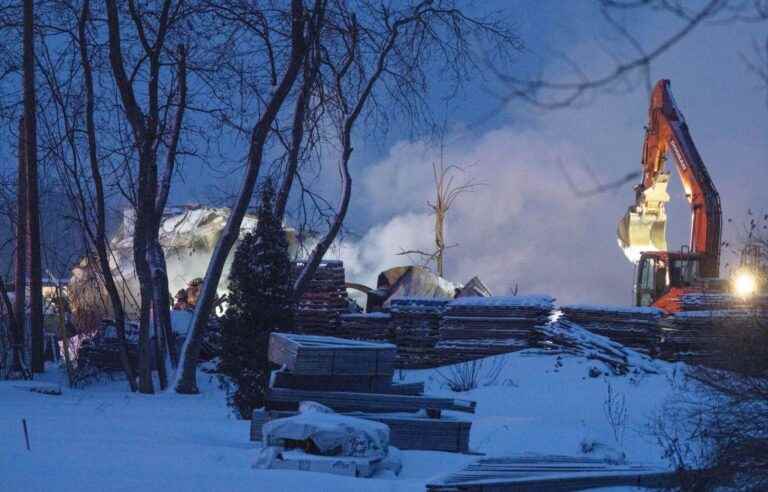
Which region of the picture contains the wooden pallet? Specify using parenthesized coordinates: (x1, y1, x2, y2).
(268, 333, 396, 377)
(266, 387, 475, 414)
(426, 455, 679, 491)
(252, 410, 472, 453)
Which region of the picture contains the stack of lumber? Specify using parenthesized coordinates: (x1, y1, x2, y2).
(437, 295, 554, 361)
(252, 410, 472, 453)
(559, 304, 663, 354)
(293, 260, 349, 335)
(658, 309, 765, 364)
(262, 332, 474, 453)
(679, 292, 768, 312)
(388, 298, 449, 368)
(268, 333, 396, 377)
(426, 455, 679, 492)
(338, 312, 393, 342)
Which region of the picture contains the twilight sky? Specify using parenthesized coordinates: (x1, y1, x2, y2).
(166, 1, 767, 305)
(4, 2, 764, 305)
(316, 2, 767, 305)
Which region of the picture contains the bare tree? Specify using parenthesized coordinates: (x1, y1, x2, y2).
(175, 0, 520, 394)
(399, 141, 481, 278)
(174, 0, 311, 394)
(105, 0, 191, 393)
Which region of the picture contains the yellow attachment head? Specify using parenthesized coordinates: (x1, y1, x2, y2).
(617, 174, 670, 263)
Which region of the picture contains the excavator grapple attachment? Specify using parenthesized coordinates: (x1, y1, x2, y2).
(617, 207, 668, 262)
(617, 174, 670, 263)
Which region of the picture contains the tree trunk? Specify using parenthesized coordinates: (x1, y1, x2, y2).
(174, 0, 307, 394)
(14, 117, 28, 375)
(23, 0, 43, 373)
(435, 208, 445, 278)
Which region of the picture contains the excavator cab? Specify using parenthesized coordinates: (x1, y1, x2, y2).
(635, 251, 700, 308)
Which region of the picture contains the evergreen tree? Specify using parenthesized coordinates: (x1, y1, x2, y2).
(218, 179, 293, 418)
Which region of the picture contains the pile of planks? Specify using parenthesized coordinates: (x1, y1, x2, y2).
(437, 295, 555, 361)
(338, 312, 393, 342)
(252, 410, 472, 454)
(388, 298, 449, 368)
(293, 260, 349, 335)
(679, 292, 768, 312)
(257, 332, 475, 453)
(658, 309, 766, 365)
(426, 455, 679, 492)
(559, 304, 663, 354)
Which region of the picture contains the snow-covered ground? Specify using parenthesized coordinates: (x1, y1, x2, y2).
(0, 351, 683, 492)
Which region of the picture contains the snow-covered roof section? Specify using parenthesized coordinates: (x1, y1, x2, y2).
(449, 295, 555, 309)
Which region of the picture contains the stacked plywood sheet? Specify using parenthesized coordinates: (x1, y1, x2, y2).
(262, 332, 474, 453)
(559, 304, 663, 354)
(338, 312, 393, 342)
(293, 260, 349, 335)
(437, 295, 555, 361)
(388, 298, 449, 368)
(268, 333, 396, 377)
(426, 455, 678, 491)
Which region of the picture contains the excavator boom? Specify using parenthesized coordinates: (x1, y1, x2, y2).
(617, 79, 721, 278)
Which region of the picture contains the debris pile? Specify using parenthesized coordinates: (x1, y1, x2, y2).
(253, 333, 474, 459)
(293, 260, 349, 335)
(437, 295, 554, 361)
(559, 304, 663, 354)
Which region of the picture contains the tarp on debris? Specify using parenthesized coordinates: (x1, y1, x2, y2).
(262, 402, 390, 460)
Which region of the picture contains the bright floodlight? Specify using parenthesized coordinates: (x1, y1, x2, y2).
(734, 270, 758, 298)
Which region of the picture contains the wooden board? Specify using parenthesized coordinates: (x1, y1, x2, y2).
(266, 387, 475, 414)
(426, 455, 679, 491)
(268, 333, 396, 377)
(252, 410, 472, 453)
(271, 371, 424, 395)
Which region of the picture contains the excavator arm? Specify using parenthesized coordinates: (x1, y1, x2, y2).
(617, 79, 721, 277)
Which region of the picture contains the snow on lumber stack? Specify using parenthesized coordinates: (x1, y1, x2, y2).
(389, 298, 449, 368)
(254, 403, 401, 478)
(268, 333, 396, 377)
(539, 320, 660, 375)
(426, 455, 679, 491)
(559, 304, 663, 354)
(293, 260, 349, 335)
(252, 410, 472, 453)
(437, 295, 554, 362)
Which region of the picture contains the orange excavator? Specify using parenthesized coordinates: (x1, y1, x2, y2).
(617, 79, 724, 312)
